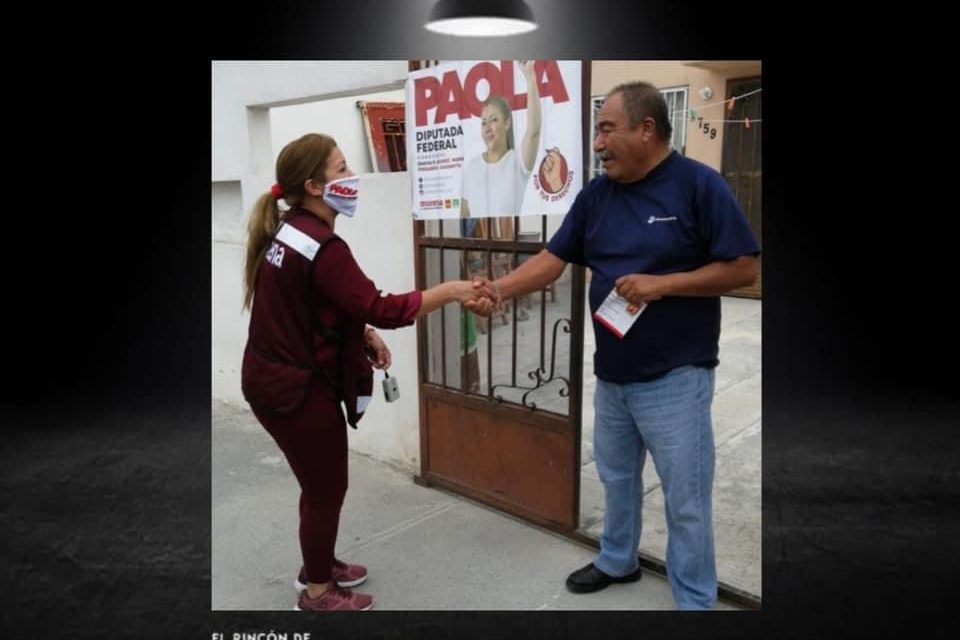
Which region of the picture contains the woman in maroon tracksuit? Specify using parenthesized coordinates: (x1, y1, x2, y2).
(241, 133, 479, 611)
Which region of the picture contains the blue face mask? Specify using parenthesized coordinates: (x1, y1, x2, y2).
(322, 176, 359, 217)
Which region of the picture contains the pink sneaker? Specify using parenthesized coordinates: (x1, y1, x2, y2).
(293, 585, 373, 611)
(295, 559, 368, 592)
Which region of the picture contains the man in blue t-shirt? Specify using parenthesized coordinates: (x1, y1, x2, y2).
(466, 81, 759, 609)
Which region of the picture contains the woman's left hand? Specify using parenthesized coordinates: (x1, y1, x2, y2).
(364, 328, 392, 370)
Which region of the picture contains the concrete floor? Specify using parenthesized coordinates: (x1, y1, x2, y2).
(212, 405, 741, 610)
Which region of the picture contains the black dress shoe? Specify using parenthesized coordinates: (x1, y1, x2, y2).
(565, 562, 642, 593)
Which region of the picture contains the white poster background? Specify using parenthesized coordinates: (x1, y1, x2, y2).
(406, 60, 582, 220)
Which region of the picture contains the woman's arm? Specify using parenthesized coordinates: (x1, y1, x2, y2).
(519, 60, 542, 172)
(417, 281, 480, 318)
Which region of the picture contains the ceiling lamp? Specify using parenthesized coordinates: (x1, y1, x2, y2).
(425, 0, 538, 37)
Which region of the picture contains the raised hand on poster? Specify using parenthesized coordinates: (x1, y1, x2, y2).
(519, 60, 543, 175)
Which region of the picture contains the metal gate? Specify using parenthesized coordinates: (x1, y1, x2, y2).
(411, 61, 589, 532)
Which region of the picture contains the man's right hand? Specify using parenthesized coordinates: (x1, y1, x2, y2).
(465, 277, 501, 316)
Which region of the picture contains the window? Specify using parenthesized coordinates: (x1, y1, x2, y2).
(589, 86, 689, 179)
(661, 86, 688, 155)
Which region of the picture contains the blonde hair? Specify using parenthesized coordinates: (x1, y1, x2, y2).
(242, 133, 338, 309)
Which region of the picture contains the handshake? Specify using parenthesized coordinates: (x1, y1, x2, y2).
(445, 277, 503, 317)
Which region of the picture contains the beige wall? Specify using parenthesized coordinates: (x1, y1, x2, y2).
(591, 61, 761, 172)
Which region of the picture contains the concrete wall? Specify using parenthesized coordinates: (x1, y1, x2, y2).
(212, 61, 409, 181)
(592, 60, 761, 171)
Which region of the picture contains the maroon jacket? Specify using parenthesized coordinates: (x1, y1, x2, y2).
(241, 208, 421, 426)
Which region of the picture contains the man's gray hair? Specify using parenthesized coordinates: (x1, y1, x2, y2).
(608, 81, 673, 143)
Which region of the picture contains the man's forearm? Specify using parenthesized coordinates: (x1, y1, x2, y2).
(663, 256, 759, 296)
(496, 249, 567, 299)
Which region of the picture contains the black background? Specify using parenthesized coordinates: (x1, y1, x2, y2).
(3, 1, 956, 638)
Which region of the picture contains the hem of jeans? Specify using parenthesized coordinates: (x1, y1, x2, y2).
(675, 603, 718, 610)
(594, 556, 640, 578)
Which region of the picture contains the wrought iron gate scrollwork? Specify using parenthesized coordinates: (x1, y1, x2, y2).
(491, 318, 571, 411)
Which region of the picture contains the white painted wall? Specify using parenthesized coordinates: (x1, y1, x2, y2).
(212, 61, 409, 181)
(270, 90, 404, 174)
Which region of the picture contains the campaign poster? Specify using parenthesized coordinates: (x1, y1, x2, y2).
(406, 60, 582, 220)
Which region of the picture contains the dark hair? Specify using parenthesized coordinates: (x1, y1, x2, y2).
(243, 133, 338, 309)
(608, 81, 672, 143)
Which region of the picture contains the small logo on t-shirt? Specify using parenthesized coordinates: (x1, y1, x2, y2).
(647, 215, 678, 224)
